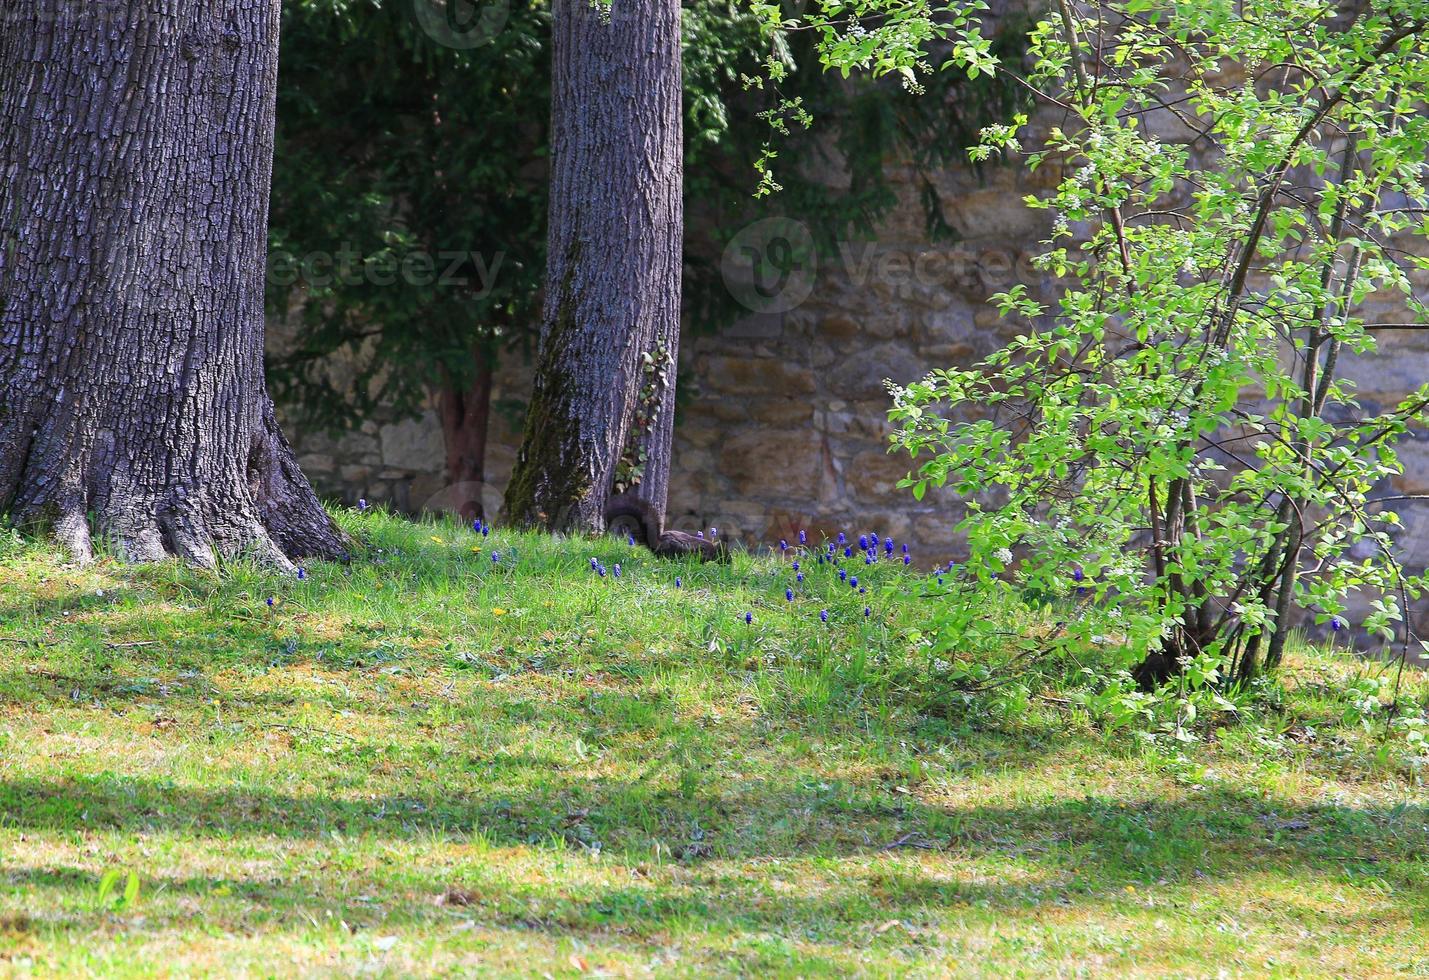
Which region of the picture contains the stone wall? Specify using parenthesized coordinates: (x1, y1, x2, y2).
(273, 149, 1429, 647)
(274, 154, 1061, 561)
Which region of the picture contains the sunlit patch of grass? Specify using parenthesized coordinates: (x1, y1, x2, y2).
(0, 507, 1426, 975)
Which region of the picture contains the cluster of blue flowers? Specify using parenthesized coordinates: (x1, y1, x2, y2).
(573, 523, 924, 632)
(759, 526, 926, 627)
(325, 503, 988, 636)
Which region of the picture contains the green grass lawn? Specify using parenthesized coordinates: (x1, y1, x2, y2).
(0, 510, 1426, 977)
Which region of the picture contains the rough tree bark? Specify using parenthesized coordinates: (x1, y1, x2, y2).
(436, 350, 494, 521)
(0, 0, 346, 566)
(503, 0, 713, 557)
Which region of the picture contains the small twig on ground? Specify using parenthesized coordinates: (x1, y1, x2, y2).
(880, 832, 937, 851)
(104, 641, 159, 649)
(264, 722, 359, 741)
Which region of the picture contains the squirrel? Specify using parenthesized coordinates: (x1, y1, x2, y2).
(604, 492, 726, 561)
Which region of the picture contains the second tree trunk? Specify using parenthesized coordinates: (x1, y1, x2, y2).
(504, 0, 683, 545)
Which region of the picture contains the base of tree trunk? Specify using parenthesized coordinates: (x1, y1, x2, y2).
(248, 402, 353, 566)
(648, 528, 727, 561)
(437, 356, 494, 521)
(1131, 649, 1179, 690)
(2, 395, 348, 571)
(1132, 628, 1210, 690)
(605, 494, 724, 561)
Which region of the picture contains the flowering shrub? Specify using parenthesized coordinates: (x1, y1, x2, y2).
(887, 0, 1429, 685)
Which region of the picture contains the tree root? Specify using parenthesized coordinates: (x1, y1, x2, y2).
(605, 496, 726, 562)
(2, 408, 346, 570)
(650, 529, 726, 561)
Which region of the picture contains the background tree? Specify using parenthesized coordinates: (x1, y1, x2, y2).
(0, 0, 344, 566)
(268, 0, 551, 520)
(267, 0, 1026, 536)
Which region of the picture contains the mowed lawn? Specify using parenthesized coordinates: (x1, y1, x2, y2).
(0, 511, 1426, 977)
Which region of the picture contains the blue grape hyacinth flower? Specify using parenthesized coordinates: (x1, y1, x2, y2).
(798, 530, 807, 544)
(785, 588, 794, 601)
(820, 609, 829, 623)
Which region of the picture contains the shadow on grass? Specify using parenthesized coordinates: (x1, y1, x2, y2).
(2, 782, 1425, 967)
(3, 772, 1425, 880)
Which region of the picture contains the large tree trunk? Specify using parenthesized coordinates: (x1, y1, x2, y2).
(0, 0, 346, 566)
(437, 350, 494, 521)
(504, 0, 706, 556)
